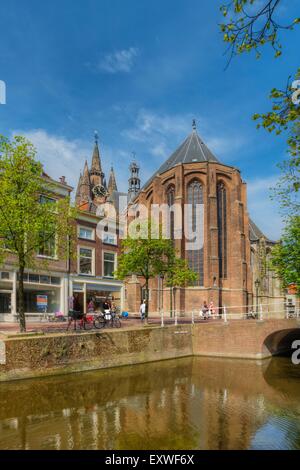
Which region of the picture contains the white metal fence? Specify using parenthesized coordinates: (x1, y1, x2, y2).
(152, 302, 300, 327)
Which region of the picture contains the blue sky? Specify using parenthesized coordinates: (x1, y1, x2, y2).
(0, 0, 299, 239)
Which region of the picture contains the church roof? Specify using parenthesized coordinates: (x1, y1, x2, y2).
(249, 218, 274, 243)
(142, 121, 219, 190)
(107, 190, 127, 213)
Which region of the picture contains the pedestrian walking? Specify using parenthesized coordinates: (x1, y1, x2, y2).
(140, 300, 146, 321)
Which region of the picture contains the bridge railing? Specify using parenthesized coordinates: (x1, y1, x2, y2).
(155, 302, 299, 327)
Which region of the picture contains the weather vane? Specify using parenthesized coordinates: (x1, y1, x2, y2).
(94, 130, 99, 144)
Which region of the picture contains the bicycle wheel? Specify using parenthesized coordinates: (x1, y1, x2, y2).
(94, 316, 106, 329)
(112, 317, 121, 328)
(83, 319, 94, 331)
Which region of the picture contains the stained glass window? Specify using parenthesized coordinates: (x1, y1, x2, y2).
(166, 185, 175, 241)
(187, 180, 204, 286)
(217, 182, 227, 278)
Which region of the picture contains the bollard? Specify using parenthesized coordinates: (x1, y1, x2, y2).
(175, 310, 178, 326)
(260, 304, 263, 321)
(223, 305, 227, 323)
(161, 310, 164, 328)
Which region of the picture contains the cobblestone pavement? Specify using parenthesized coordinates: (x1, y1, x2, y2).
(0, 315, 221, 335)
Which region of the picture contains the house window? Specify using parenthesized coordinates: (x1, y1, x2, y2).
(39, 195, 56, 205)
(1, 271, 10, 280)
(79, 247, 94, 275)
(103, 252, 115, 278)
(38, 232, 56, 258)
(186, 180, 204, 286)
(102, 225, 117, 245)
(79, 227, 94, 240)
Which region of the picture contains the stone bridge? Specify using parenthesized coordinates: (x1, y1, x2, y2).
(192, 318, 300, 359)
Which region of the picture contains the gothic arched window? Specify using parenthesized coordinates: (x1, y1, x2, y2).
(166, 185, 175, 241)
(187, 180, 204, 286)
(217, 182, 227, 278)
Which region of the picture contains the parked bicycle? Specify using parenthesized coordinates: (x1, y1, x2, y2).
(66, 310, 106, 331)
(96, 309, 121, 329)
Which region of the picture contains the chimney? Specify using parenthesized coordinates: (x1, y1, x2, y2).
(59, 176, 66, 184)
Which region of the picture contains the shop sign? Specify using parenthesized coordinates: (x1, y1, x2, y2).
(37, 295, 48, 311)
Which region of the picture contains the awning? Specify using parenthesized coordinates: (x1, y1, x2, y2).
(85, 283, 122, 292)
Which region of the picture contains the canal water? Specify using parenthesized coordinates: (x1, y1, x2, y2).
(0, 356, 299, 450)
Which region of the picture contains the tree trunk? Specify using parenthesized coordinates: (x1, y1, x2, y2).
(145, 278, 149, 321)
(170, 285, 173, 318)
(173, 287, 176, 317)
(18, 262, 26, 332)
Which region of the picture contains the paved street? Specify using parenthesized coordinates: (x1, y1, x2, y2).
(0, 315, 222, 335)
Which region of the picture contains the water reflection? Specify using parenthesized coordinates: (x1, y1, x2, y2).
(0, 356, 299, 450)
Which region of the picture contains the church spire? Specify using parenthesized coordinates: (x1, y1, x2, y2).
(91, 131, 102, 174)
(128, 153, 140, 203)
(76, 160, 92, 208)
(108, 165, 118, 194)
(75, 172, 83, 206)
(90, 130, 105, 189)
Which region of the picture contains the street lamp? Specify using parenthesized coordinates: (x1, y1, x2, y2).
(255, 278, 260, 317)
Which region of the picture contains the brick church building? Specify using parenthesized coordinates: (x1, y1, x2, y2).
(75, 125, 283, 316)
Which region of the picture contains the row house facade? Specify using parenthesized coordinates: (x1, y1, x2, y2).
(0, 173, 73, 322)
(0, 136, 125, 322)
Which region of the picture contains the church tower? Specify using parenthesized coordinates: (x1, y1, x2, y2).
(90, 131, 104, 188)
(128, 156, 141, 203)
(107, 166, 118, 194)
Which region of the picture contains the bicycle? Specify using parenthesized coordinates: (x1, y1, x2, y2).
(95, 310, 121, 329)
(66, 310, 105, 331)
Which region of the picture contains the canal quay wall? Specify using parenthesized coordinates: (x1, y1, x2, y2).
(0, 319, 299, 382)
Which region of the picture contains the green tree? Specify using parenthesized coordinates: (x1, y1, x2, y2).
(270, 216, 300, 294)
(220, 1, 300, 288)
(253, 69, 300, 215)
(0, 135, 77, 332)
(162, 254, 197, 317)
(115, 221, 196, 318)
(220, 1, 300, 214)
(220, 0, 299, 65)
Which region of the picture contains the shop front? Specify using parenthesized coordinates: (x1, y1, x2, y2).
(71, 276, 124, 314)
(0, 269, 68, 322)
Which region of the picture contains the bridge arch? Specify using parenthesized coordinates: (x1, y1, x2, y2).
(262, 328, 300, 357)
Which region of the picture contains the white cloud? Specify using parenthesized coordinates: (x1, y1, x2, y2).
(205, 136, 245, 157)
(99, 47, 139, 74)
(247, 175, 283, 241)
(11, 129, 131, 195)
(12, 129, 90, 189)
(122, 109, 246, 162)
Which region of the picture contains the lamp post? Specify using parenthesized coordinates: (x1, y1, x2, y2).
(255, 278, 260, 317)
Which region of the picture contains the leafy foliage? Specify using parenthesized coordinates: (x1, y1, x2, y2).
(0, 135, 77, 331)
(220, 1, 300, 290)
(220, 0, 299, 66)
(270, 216, 300, 294)
(115, 220, 196, 317)
(253, 69, 300, 215)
